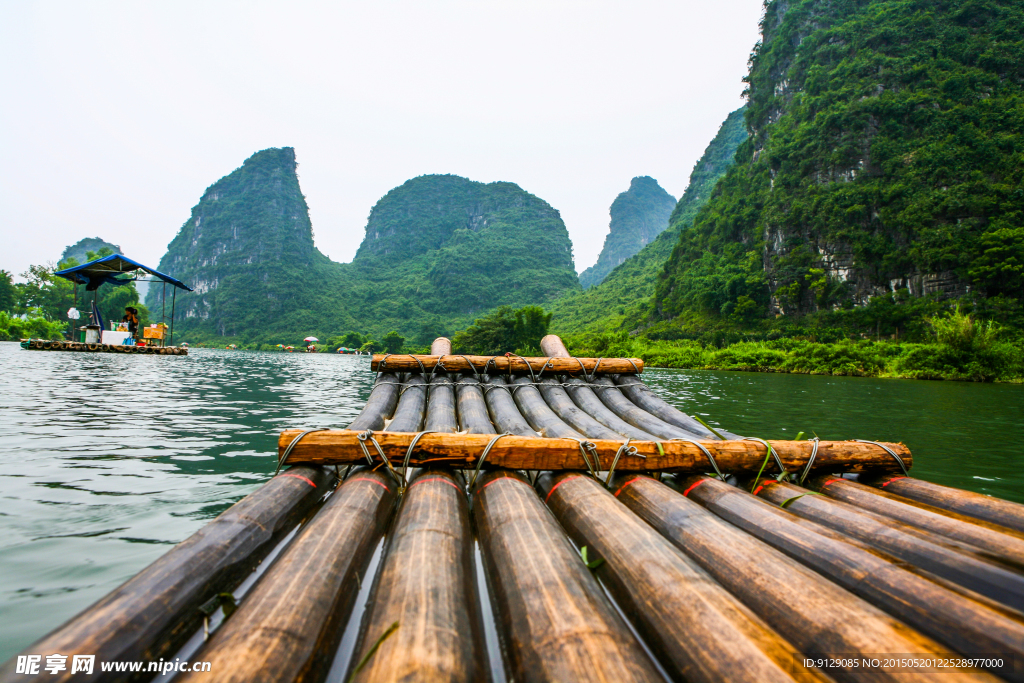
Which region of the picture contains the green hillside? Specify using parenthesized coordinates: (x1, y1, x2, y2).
(60, 237, 122, 266)
(652, 0, 1024, 338)
(148, 153, 579, 345)
(578, 177, 676, 289)
(548, 107, 747, 336)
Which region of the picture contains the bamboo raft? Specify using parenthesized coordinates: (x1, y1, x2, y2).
(19, 339, 188, 355)
(4, 335, 1023, 683)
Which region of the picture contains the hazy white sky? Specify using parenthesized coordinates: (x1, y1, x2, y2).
(1, 1, 763, 278)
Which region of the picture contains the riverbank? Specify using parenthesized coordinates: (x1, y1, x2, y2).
(565, 336, 1024, 382)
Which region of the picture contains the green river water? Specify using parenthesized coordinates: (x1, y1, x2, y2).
(0, 343, 1021, 664)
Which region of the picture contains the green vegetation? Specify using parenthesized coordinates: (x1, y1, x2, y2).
(565, 306, 1024, 382)
(452, 305, 553, 355)
(547, 107, 747, 336)
(652, 0, 1024, 336)
(0, 311, 66, 341)
(577, 177, 676, 289)
(152, 151, 579, 347)
(60, 237, 121, 267)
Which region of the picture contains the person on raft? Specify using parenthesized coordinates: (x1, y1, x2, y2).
(122, 307, 139, 337)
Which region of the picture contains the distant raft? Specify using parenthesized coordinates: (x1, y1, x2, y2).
(20, 339, 188, 355)
(5, 335, 1022, 683)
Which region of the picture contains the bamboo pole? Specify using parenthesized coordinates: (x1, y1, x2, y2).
(539, 334, 571, 358)
(763, 477, 1024, 612)
(347, 469, 486, 682)
(277, 429, 911, 474)
(372, 354, 643, 375)
(538, 472, 829, 683)
(614, 475, 996, 683)
(561, 377, 661, 441)
(385, 374, 426, 433)
(455, 375, 497, 434)
(430, 336, 452, 356)
(862, 475, 1024, 534)
(687, 475, 1024, 681)
(424, 375, 458, 433)
(536, 377, 625, 440)
(348, 373, 402, 431)
(481, 376, 535, 436)
(0, 466, 334, 683)
(178, 469, 398, 683)
(589, 377, 703, 440)
(510, 376, 586, 439)
(612, 374, 739, 440)
(808, 476, 1024, 569)
(472, 470, 663, 683)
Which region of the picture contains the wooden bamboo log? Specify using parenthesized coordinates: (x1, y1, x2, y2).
(692, 475, 1024, 680)
(430, 336, 453, 356)
(347, 373, 402, 431)
(613, 475, 996, 683)
(862, 475, 1024, 534)
(538, 472, 829, 683)
(481, 376, 536, 436)
(612, 374, 739, 440)
(539, 334, 571, 358)
(510, 376, 586, 439)
(537, 378, 625, 440)
(809, 476, 1024, 570)
(562, 377, 661, 441)
(454, 375, 498, 434)
(385, 374, 426, 433)
(372, 354, 643, 375)
(277, 429, 912, 473)
(424, 375, 458, 433)
(178, 469, 398, 683)
(588, 377, 702, 440)
(0, 466, 334, 683)
(769, 477, 1024, 612)
(472, 470, 663, 682)
(347, 469, 486, 682)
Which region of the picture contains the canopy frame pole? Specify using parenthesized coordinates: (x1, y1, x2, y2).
(170, 287, 176, 348)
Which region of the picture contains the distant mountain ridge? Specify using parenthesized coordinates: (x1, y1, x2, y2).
(578, 177, 676, 289)
(60, 237, 122, 265)
(148, 153, 579, 343)
(548, 107, 748, 336)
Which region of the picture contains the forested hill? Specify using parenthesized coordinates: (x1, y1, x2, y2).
(146, 147, 332, 337)
(348, 175, 579, 334)
(148, 157, 579, 344)
(548, 107, 747, 335)
(60, 238, 122, 266)
(578, 177, 676, 289)
(653, 0, 1024, 334)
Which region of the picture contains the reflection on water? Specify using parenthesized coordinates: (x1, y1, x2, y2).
(644, 369, 1024, 504)
(0, 343, 1021, 662)
(0, 345, 374, 661)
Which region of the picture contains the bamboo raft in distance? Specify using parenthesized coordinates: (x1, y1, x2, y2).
(19, 338, 188, 355)
(4, 334, 1023, 683)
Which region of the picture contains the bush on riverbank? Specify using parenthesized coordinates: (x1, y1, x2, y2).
(563, 334, 1023, 383)
(0, 311, 66, 341)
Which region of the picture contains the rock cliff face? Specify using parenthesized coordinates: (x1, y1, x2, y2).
(60, 238, 122, 265)
(147, 147, 327, 337)
(654, 0, 1024, 323)
(578, 177, 676, 289)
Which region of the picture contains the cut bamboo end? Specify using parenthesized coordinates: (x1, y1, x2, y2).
(370, 354, 643, 375)
(278, 429, 911, 474)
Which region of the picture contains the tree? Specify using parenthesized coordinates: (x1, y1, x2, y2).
(0, 270, 16, 312)
(382, 330, 405, 354)
(453, 305, 552, 355)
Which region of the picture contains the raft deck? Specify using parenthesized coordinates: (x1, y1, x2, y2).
(20, 338, 188, 355)
(4, 335, 1022, 683)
